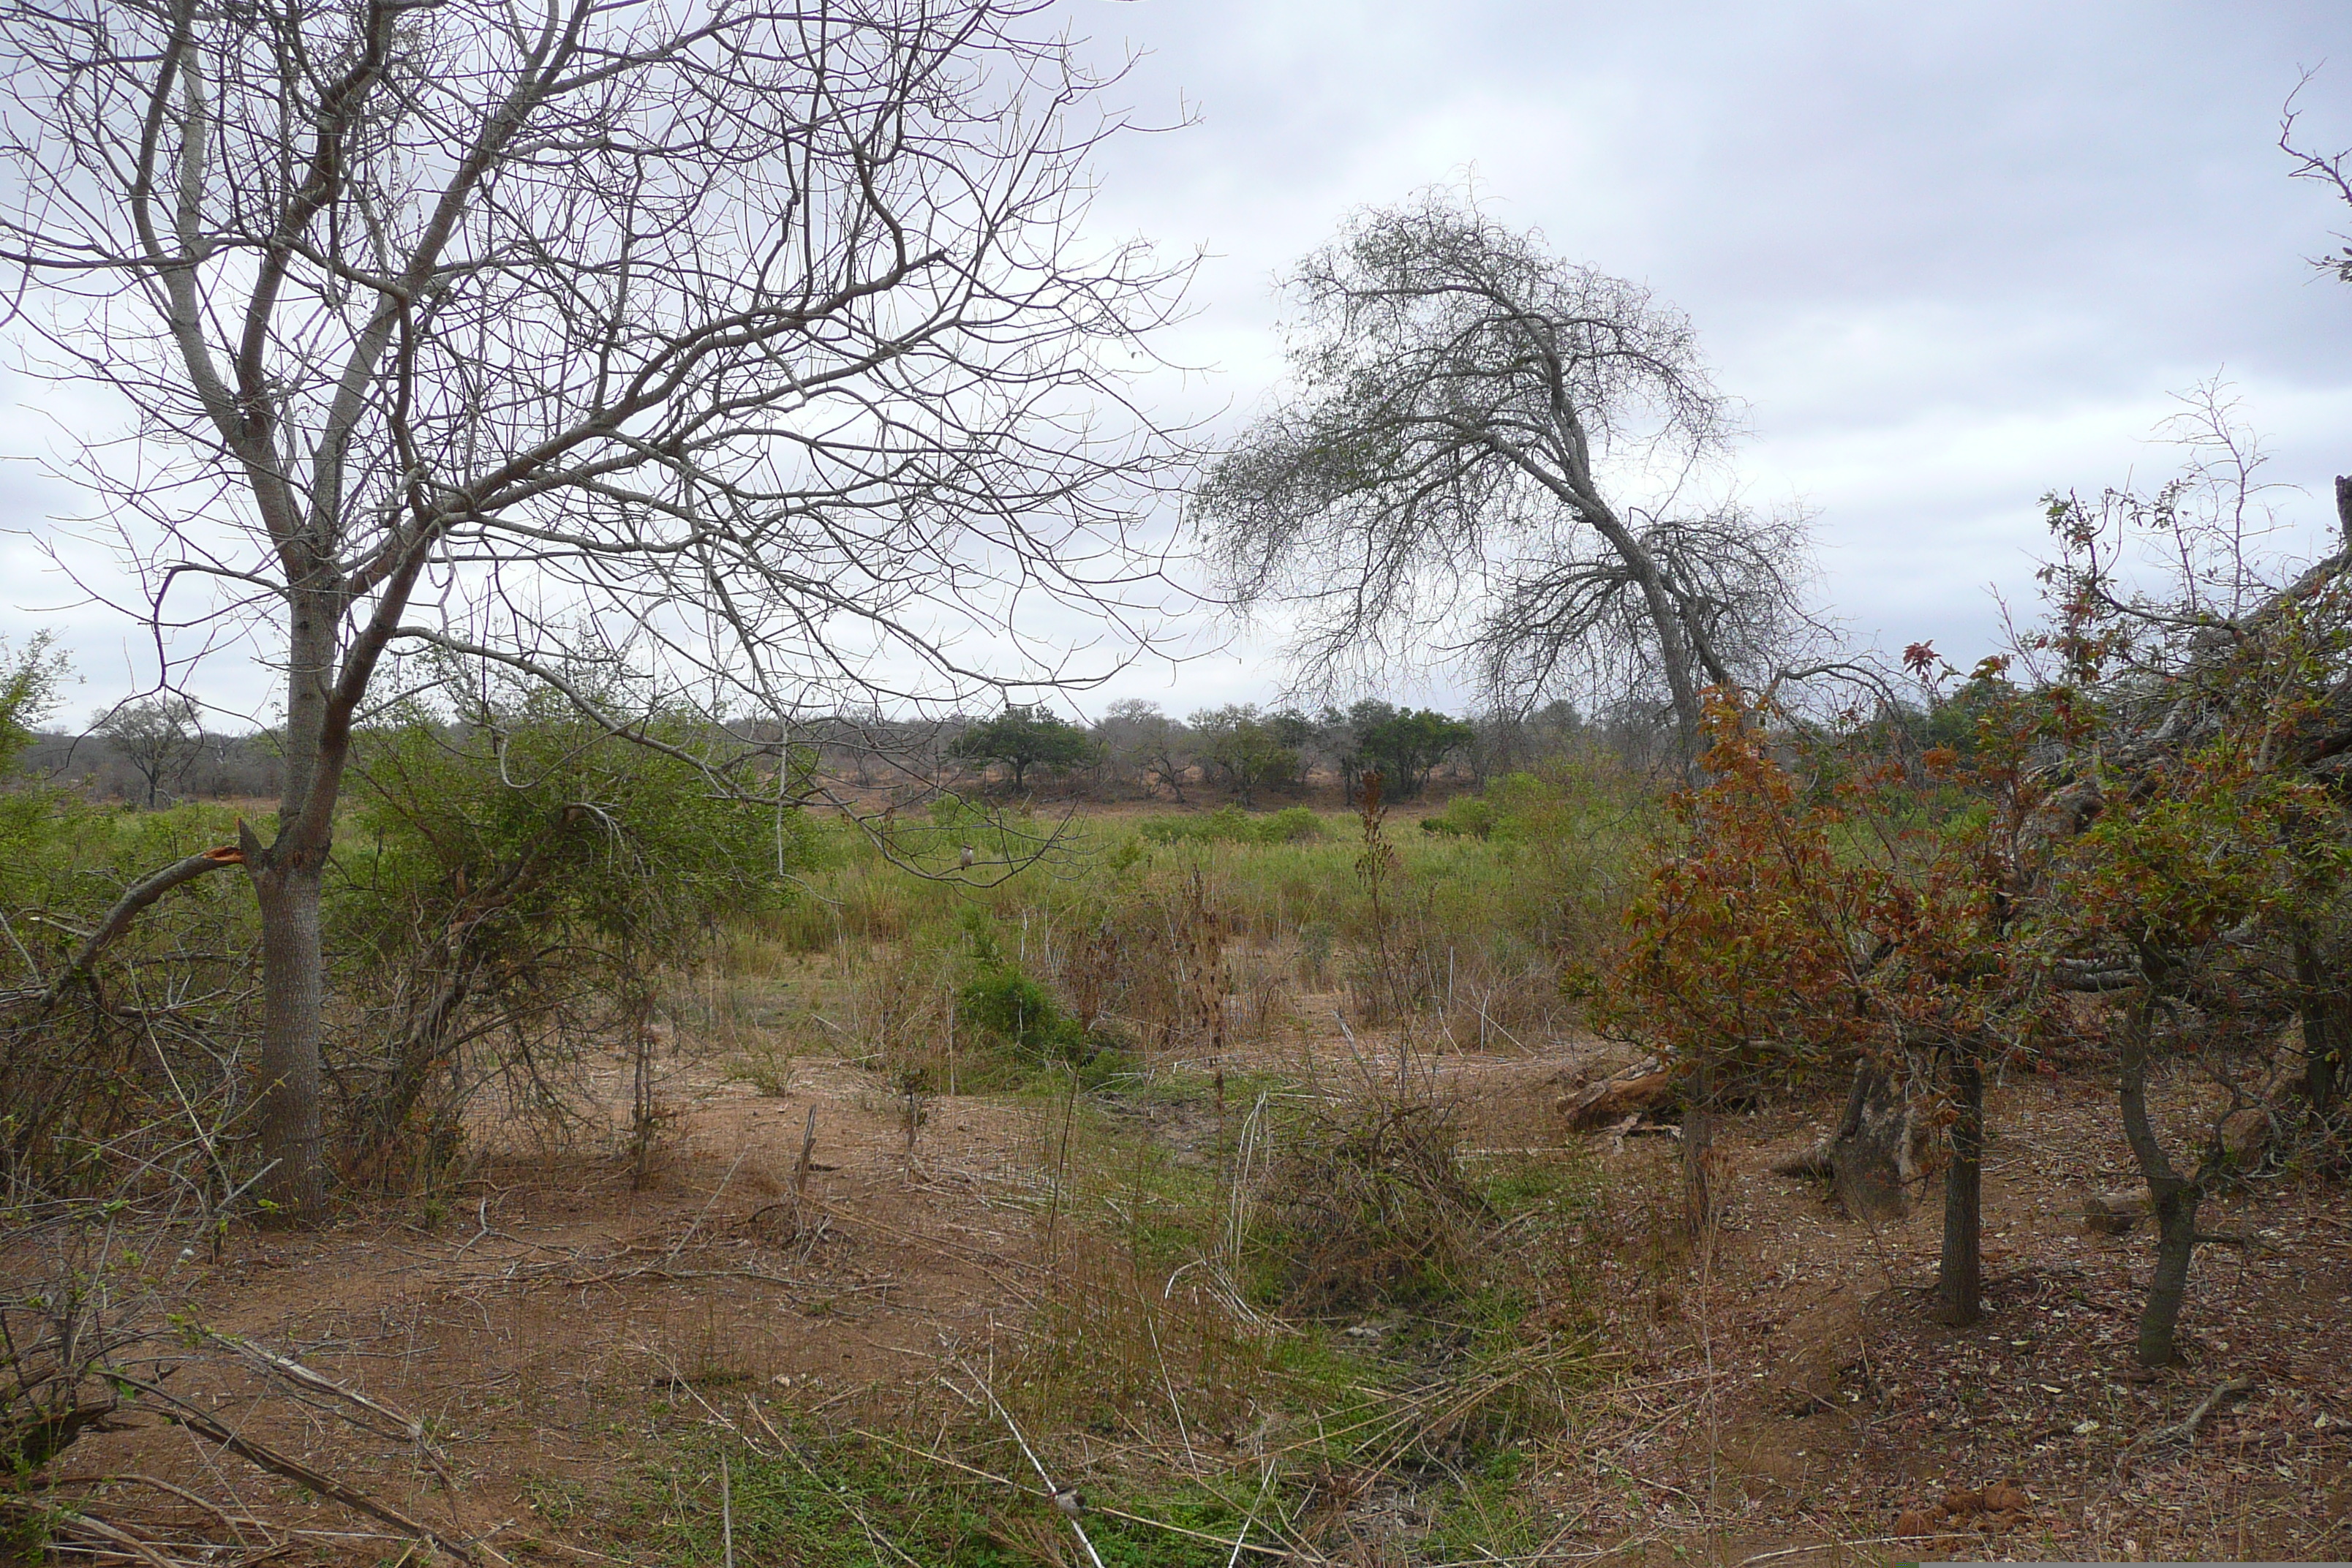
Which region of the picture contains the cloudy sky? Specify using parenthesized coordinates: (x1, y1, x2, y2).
(5, 0, 2352, 723)
(1063, 0, 2352, 712)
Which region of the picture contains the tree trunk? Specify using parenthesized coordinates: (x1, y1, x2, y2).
(2293, 935, 2344, 1116)
(1936, 1049, 1985, 1327)
(1830, 1059, 1913, 1219)
(2138, 1180, 2201, 1366)
(2117, 982, 2199, 1367)
(251, 856, 329, 1223)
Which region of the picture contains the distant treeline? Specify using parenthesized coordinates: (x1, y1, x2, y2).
(818, 696, 1678, 802)
(22, 693, 1676, 809)
(20, 727, 284, 804)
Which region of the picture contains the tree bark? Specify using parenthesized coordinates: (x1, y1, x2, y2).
(1830, 1058, 1912, 1219)
(249, 848, 329, 1223)
(2117, 984, 2200, 1366)
(2293, 935, 2344, 1117)
(2139, 1180, 2201, 1367)
(1936, 1049, 1985, 1327)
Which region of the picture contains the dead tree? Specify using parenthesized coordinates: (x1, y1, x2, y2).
(89, 695, 204, 809)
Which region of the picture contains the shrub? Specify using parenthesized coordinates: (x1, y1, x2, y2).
(1137, 804, 1326, 846)
(331, 687, 817, 1182)
(1420, 796, 1499, 839)
(956, 962, 1092, 1065)
(1256, 1099, 1492, 1312)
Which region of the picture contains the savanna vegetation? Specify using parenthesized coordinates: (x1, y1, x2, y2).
(4, 425, 2345, 1561)
(0, 3, 2347, 1564)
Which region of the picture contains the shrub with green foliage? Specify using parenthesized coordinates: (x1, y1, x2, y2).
(1420, 796, 1499, 839)
(1136, 804, 1324, 846)
(955, 965, 1092, 1064)
(0, 638, 268, 1201)
(950, 908, 1093, 1066)
(331, 686, 817, 1177)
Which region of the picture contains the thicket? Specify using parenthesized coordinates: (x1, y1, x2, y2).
(1609, 412, 2351, 1364)
(0, 676, 814, 1209)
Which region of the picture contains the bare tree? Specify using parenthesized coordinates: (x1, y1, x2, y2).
(0, 0, 1192, 1218)
(1096, 696, 1188, 800)
(91, 694, 202, 807)
(2283, 80, 2352, 284)
(1192, 191, 1814, 758)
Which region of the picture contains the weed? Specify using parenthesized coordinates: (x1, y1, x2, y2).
(1254, 1098, 1490, 1313)
(726, 1037, 799, 1096)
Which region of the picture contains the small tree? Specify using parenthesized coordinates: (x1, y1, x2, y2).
(949, 706, 1098, 793)
(1188, 705, 1298, 804)
(0, 635, 68, 774)
(1614, 690, 2051, 1317)
(2046, 751, 2329, 1362)
(1610, 702, 1877, 1233)
(91, 696, 203, 809)
(2006, 387, 2351, 1362)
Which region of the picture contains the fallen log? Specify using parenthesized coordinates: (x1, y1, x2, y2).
(2081, 1185, 2152, 1235)
(1556, 1060, 1673, 1131)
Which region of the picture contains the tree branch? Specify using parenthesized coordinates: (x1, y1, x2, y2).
(42, 845, 244, 1006)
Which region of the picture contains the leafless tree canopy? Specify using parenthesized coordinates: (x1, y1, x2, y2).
(1191, 191, 1817, 754)
(2, 0, 1192, 725)
(0, 0, 1196, 1215)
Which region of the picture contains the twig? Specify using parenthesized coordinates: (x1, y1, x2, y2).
(793, 1105, 818, 1230)
(1226, 1462, 1278, 1568)
(118, 1376, 501, 1566)
(1729, 1537, 1960, 1568)
(664, 1143, 752, 1264)
(950, 1357, 1106, 1568)
(744, 1405, 921, 1568)
(36, 1509, 184, 1568)
(2119, 1374, 2255, 1474)
(54, 1474, 276, 1542)
(845, 1428, 1292, 1561)
(1094, 1504, 1290, 1559)
(200, 1329, 456, 1489)
(1145, 1314, 1196, 1474)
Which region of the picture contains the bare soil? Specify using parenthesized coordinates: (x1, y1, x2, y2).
(34, 1019, 2351, 1566)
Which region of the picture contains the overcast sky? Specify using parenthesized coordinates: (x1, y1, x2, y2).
(6, 0, 2352, 725)
(1063, 0, 2352, 713)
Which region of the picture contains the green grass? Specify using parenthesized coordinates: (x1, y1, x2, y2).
(581, 1373, 1594, 1568)
(574, 769, 1660, 1562)
(753, 764, 1660, 976)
